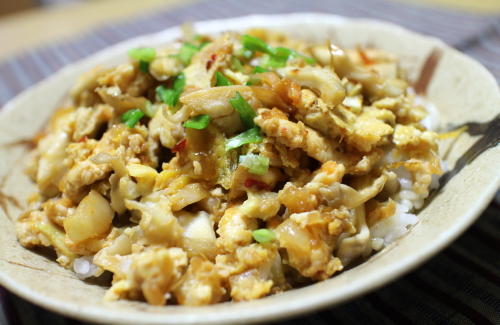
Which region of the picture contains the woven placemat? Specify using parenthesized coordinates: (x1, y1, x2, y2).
(1, 0, 499, 324)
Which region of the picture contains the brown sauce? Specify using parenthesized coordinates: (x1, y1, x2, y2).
(414, 48, 443, 95)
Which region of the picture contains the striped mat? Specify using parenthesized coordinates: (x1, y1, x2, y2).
(0, 0, 499, 324)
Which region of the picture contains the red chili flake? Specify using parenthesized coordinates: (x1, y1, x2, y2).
(357, 46, 374, 65)
(172, 139, 187, 153)
(244, 178, 270, 191)
(206, 54, 217, 70)
(78, 136, 88, 142)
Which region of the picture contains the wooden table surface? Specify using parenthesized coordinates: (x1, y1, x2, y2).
(0, 0, 500, 62)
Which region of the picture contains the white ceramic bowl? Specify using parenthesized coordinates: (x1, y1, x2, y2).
(0, 13, 499, 325)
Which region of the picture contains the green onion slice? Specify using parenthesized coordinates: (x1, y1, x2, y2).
(156, 73, 185, 107)
(215, 71, 233, 86)
(252, 66, 269, 73)
(156, 86, 175, 106)
(275, 47, 316, 65)
(294, 52, 316, 65)
(138, 60, 150, 73)
(128, 47, 156, 62)
(239, 36, 315, 70)
(121, 109, 144, 128)
(241, 34, 276, 56)
(173, 72, 186, 91)
(226, 127, 263, 151)
(274, 47, 293, 61)
(229, 92, 256, 129)
(183, 114, 211, 130)
(177, 42, 200, 65)
(239, 153, 269, 175)
(230, 56, 244, 71)
(260, 54, 287, 69)
(252, 228, 276, 243)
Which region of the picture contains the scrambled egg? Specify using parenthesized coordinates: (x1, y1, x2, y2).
(16, 29, 441, 305)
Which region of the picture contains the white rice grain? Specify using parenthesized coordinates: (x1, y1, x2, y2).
(370, 203, 419, 246)
(413, 91, 440, 131)
(400, 190, 418, 201)
(399, 177, 413, 190)
(371, 237, 384, 251)
(73, 256, 99, 279)
(369, 89, 442, 249)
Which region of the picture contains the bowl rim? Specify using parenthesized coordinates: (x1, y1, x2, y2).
(1, 12, 499, 325)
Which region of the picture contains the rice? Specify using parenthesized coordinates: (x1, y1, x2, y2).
(73, 256, 99, 279)
(371, 167, 422, 248)
(370, 92, 442, 249)
(418, 101, 439, 131)
(412, 89, 440, 132)
(370, 202, 419, 247)
(371, 159, 445, 248)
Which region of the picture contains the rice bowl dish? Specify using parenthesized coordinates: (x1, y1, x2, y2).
(13, 27, 448, 306)
(0, 13, 497, 325)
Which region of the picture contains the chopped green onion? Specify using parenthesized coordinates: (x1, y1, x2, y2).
(239, 153, 269, 175)
(138, 60, 150, 73)
(215, 71, 233, 86)
(274, 47, 294, 61)
(275, 47, 316, 65)
(260, 54, 287, 69)
(183, 114, 211, 130)
(128, 47, 156, 62)
(173, 72, 186, 91)
(234, 48, 253, 60)
(121, 108, 141, 122)
(230, 56, 244, 71)
(121, 109, 144, 128)
(177, 42, 200, 65)
(226, 127, 263, 151)
(260, 50, 315, 69)
(156, 86, 175, 106)
(242, 34, 276, 56)
(156, 73, 185, 107)
(239, 37, 315, 70)
(229, 92, 256, 129)
(252, 228, 276, 243)
(294, 52, 316, 65)
(252, 66, 269, 73)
